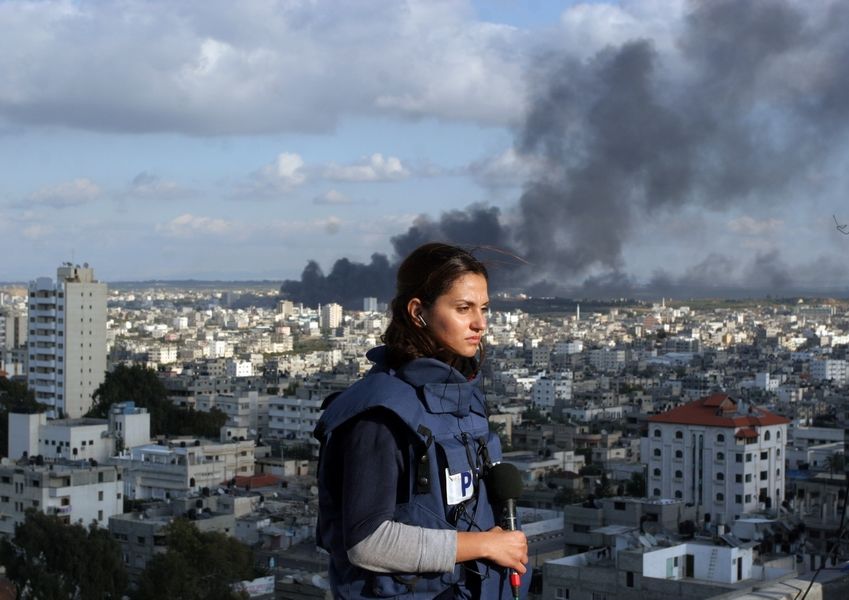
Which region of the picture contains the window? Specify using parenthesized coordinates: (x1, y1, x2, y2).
(653, 429, 661, 437)
(745, 474, 752, 483)
(653, 468, 661, 477)
(760, 471, 767, 480)
(98, 491, 104, 501)
(674, 490, 683, 499)
(675, 450, 683, 459)
(736, 454, 743, 463)
(735, 494, 742, 504)
(745, 494, 752, 503)
(675, 470, 683, 479)
(735, 474, 743, 483)
(776, 469, 781, 477)
(717, 433, 725, 443)
(716, 493, 724, 502)
(675, 431, 684, 439)
(777, 430, 782, 439)
(653, 448, 662, 457)
(717, 472, 725, 481)
(653, 488, 661, 497)
(746, 453, 752, 462)
(764, 430, 771, 441)
(716, 452, 725, 461)
(626, 572, 635, 588)
(555, 588, 570, 600)
(760, 451, 768, 460)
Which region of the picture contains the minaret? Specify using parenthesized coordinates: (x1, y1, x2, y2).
(576, 303, 580, 322)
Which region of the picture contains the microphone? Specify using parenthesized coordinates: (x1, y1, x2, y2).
(485, 462, 524, 600)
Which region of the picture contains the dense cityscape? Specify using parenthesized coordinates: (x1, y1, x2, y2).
(0, 264, 847, 599)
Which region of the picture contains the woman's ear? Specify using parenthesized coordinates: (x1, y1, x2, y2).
(407, 298, 426, 328)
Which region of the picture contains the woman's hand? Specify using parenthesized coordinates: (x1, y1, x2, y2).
(456, 527, 528, 573)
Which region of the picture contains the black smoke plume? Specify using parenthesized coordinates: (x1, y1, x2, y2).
(282, 0, 849, 305)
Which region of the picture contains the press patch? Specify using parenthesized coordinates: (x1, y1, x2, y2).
(445, 469, 475, 505)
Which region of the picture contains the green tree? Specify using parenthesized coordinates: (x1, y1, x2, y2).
(87, 365, 227, 438)
(594, 473, 615, 498)
(625, 472, 646, 497)
(87, 364, 171, 431)
(489, 420, 513, 452)
(282, 442, 316, 460)
(826, 453, 846, 475)
(0, 510, 128, 599)
(521, 405, 548, 424)
(133, 519, 256, 600)
(0, 377, 48, 458)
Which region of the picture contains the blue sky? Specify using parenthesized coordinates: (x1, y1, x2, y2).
(1, 0, 848, 294)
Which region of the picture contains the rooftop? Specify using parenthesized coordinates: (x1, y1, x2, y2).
(649, 393, 790, 428)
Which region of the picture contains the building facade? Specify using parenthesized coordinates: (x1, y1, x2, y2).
(27, 264, 107, 418)
(642, 393, 789, 525)
(0, 460, 123, 536)
(114, 438, 256, 500)
(0, 307, 27, 376)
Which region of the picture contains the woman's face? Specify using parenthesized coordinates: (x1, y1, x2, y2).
(419, 273, 489, 358)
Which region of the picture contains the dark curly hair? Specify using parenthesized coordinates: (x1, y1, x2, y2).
(382, 242, 488, 373)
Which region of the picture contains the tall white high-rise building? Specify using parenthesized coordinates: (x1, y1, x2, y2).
(363, 297, 378, 312)
(0, 307, 28, 376)
(642, 393, 789, 525)
(27, 263, 107, 418)
(320, 302, 343, 330)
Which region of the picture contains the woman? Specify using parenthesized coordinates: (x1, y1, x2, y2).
(315, 243, 528, 599)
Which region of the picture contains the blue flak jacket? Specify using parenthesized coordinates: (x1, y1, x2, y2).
(315, 347, 530, 599)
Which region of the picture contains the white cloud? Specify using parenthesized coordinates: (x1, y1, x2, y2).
(0, 0, 528, 135)
(314, 189, 352, 205)
(28, 178, 100, 208)
(128, 171, 186, 199)
(317, 216, 342, 234)
(22, 223, 54, 240)
(727, 216, 784, 236)
(156, 213, 234, 237)
(466, 147, 547, 187)
(323, 154, 409, 182)
(256, 152, 307, 191)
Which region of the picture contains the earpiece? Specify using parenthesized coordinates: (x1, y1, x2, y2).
(417, 314, 427, 327)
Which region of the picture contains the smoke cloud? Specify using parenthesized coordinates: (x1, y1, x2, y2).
(282, 0, 849, 305)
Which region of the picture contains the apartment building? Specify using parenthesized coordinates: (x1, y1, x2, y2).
(0, 459, 123, 536)
(27, 263, 107, 418)
(114, 437, 255, 500)
(642, 393, 789, 524)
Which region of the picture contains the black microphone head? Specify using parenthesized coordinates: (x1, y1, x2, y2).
(485, 462, 523, 502)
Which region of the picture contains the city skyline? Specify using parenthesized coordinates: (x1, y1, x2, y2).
(2, 1, 849, 297)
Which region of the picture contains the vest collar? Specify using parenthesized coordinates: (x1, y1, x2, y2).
(366, 346, 483, 417)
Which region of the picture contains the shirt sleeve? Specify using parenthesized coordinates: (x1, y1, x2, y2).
(347, 520, 457, 574)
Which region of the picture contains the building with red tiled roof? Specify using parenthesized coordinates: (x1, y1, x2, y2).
(641, 393, 789, 525)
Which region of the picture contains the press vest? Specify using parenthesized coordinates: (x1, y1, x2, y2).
(315, 348, 525, 599)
